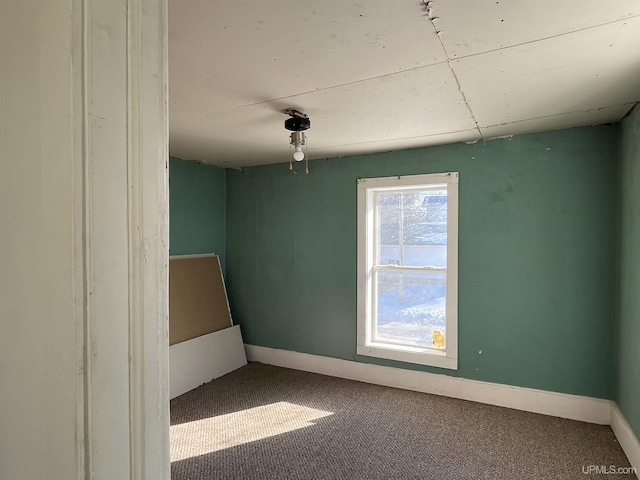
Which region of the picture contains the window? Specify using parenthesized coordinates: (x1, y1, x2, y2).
(357, 172, 458, 369)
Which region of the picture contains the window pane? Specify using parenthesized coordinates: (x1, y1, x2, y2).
(376, 190, 447, 268)
(375, 270, 446, 348)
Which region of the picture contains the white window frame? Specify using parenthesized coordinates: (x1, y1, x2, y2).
(357, 172, 459, 370)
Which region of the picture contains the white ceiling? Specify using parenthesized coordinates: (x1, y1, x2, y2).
(169, 0, 640, 168)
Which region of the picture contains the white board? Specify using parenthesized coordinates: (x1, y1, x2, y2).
(169, 325, 247, 399)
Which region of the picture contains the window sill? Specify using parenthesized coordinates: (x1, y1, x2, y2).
(357, 344, 458, 370)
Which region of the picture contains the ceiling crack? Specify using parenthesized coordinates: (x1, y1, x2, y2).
(423, 0, 484, 140)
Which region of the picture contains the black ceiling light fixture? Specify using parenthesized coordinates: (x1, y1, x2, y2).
(284, 108, 310, 173)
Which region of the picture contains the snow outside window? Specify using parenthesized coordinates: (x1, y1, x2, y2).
(357, 172, 458, 369)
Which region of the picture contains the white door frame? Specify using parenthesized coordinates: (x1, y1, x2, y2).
(76, 0, 169, 478)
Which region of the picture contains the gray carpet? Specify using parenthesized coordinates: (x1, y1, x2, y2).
(170, 363, 634, 480)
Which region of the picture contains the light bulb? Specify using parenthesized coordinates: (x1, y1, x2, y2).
(292, 145, 304, 162)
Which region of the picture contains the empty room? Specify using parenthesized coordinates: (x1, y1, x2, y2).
(2, 1, 639, 480)
(166, 1, 640, 479)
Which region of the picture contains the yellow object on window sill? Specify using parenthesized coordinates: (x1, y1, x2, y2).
(433, 330, 445, 348)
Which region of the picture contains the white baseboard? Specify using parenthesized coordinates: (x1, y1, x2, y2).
(611, 403, 640, 478)
(244, 344, 611, 425)
(169, 326, 247, 399)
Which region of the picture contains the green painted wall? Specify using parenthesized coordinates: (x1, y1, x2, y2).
(169, 157, 226, 269)
(226, 127, 619, 399)
(617, 107, 640, 438)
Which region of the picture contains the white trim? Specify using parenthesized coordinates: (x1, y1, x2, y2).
(135, 0, 170, 476)
(357, 172, 456, 189)
(80, 0, 169, 478)
(169, 253, 216, 259)
(357, 343, 455, 369)
(73, 1, 88, 476)
(127, 2, 146, 477)
(170, 326, 248, 399)
(611, 403, 640, 478)
(357, 172, 458, 369)
(244, 345, 611, 425)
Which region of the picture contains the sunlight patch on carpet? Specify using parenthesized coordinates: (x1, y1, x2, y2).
(171, 401, 333, 461)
